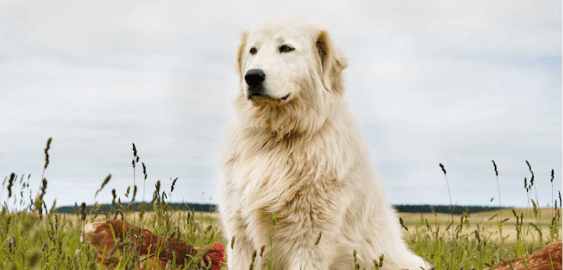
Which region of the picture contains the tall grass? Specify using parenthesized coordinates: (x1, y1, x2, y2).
(401, 161, 561, 270)
(0, 138, 560, 269)
(0, 138, 223, 270)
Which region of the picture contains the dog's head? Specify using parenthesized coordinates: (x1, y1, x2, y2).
(235, 15, 348, 136)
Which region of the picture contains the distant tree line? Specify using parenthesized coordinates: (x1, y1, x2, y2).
(393, 204, 504, 215)
(56, 202, 504, 215)
(56, 202, 216, 214)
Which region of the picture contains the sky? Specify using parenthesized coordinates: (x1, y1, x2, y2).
(0, 0, 561, 209)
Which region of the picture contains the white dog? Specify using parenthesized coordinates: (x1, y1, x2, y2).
(219, 15, 429, 270)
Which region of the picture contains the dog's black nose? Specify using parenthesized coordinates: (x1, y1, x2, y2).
(245, 69, 266, 87)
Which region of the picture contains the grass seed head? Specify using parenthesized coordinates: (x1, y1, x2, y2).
(272, 212, 277, 225)
(7, 173, 15, 198)
(44, 137, 52, 170)
(171, 177, 178, 193)
(315, 231, 322, 245)
(439, 163, 446, 175)
(399, 217, 408, 231)
(80, 202, 86, 221)
(40, 178, 47, 195)
(111, 189, 116, 206)
(526, 160, 535, 186)
(142, 162, 147, 180)
(492, 160, 498, 176)
(249, 250, 257, 270)
(95, 174, 112, 197)
(353, 250, 359, 270)
(132, 185, 138, 202)
(49, 199, 57, 214)
(378, 254, 384, 267)
(511, 209, 518, 222)
(531, 199, 538, 216)
(132, 143, 137, 157)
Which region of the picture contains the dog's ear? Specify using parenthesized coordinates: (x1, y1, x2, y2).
(316, 30, 348, 94)
(236, 31, 249, 78)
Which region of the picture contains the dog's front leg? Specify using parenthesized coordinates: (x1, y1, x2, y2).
(276, 185, 348, 270)
(221, 210, 256, 270)
(283, 230, 336, 270)
(255, 212, 339, 270)
(227, 231, 256, 270)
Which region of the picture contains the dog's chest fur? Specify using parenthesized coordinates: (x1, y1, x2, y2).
(223, 124, 355, 217)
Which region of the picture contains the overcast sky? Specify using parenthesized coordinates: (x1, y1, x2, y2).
(0, 0, 561, 209)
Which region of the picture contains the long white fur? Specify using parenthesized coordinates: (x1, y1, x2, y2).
(219, 15, 430, 270)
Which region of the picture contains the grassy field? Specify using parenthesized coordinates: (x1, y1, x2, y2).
(400, 207, 561, 269)
(0, 138, 560, 269)
(400, 207, 559, 243)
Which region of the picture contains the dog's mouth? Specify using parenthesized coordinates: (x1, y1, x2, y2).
(247, 90, 291, 103)
(248, 92, 266, 102)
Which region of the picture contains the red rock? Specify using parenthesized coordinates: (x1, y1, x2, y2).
(487, 239, 562, 270)
(82, 219, 224, 269)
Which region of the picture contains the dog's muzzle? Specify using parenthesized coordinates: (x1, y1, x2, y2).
(245, 69, 266, 99)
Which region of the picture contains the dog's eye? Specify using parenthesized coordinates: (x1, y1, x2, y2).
(249, 47, 257, 55)
(279, 45, 294, 53)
